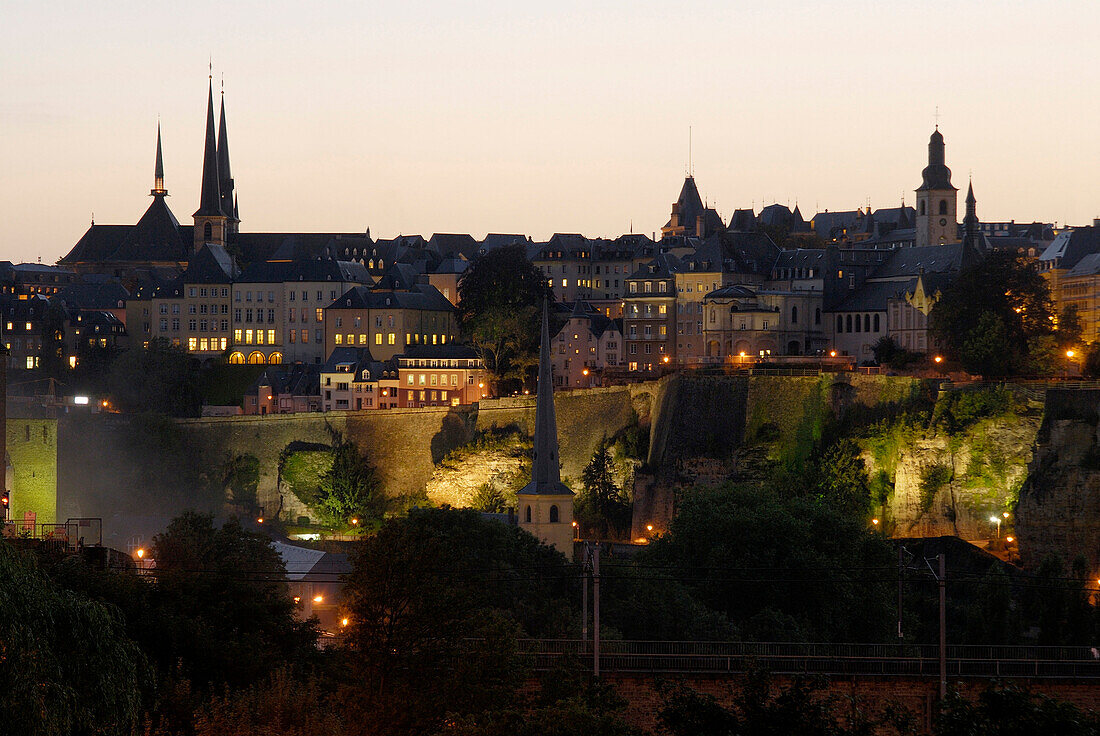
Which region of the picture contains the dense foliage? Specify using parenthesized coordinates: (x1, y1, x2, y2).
(575, 444, 632, 538)
(457, 243, 551, 392)
(928, 251, 1056, 376)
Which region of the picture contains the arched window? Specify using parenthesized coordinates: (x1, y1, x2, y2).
(815, 308, 821, 325)
(873, 314, 880, 332)
(919, 201, 926, 216)
(854, 315, 861, 333)
(846, 314, 853, 332)
(939, 200, 948, 215)
(525, 506, 532, 523)
(791, 305, 798, 324)
(247, 351, 266, 364)
(864, 314, 871, 332)
(268, 352, 283, 365)
(228, 352, 245, 364)
(203, 222, 212, 240)
(549, 505, 559, 523)
(836, 315, 843, 333)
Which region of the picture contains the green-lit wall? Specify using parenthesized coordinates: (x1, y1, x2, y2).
(7, 419, 58, 525)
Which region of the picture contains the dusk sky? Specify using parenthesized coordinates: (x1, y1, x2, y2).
(3, 0, 1099, 263)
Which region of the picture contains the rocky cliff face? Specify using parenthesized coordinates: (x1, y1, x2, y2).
(873, 414, 1039, 540)
(1017, 416, 1100, 576)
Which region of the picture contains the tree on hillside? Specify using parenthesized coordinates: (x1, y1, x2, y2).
(457, 244, 551, 392)
(0, 541, 147, 736)
(929, 251, 1054, 375)
(340, 508, 573, 735)
(317, 440, 386, 525)
(576, 444, 632, 538)
(150, 513, 318, 689)
(104, 337, 203, 416)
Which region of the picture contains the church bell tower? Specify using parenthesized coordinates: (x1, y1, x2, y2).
(193, 77, 227, 250)
(915, 128, 959, 247)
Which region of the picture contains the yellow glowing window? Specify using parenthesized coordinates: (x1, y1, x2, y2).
(199, 338, 209, 351)
(375, 333, 382, 345)
(407, 374, 414, 385)
(220, 338, 227, 350)
(388, 333, 395, 345)
(315, 309, 323, 323)
(256, 331, 265, 346)
(188, 338, 197, 351)
(268, 330, 275, 344)
(234, 329, 242, 342)
(25, 322, 32, 330)
(430, 374, 437, 386)
(335, 334, 343, 345)
(245, 330, 253, 345)
(359, 334, 367, 345)
(68, 356, 77, 368)
(5, 322, 10, 330)
(346, 334, 353, 345)
(419, 374, 426, 386)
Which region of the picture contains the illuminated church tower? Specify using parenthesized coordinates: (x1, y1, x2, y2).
(915, 128, 959, 247)
(517, 300, 575, 556)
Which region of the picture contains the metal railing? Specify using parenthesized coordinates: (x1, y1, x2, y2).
(518, 640, 1100, 679)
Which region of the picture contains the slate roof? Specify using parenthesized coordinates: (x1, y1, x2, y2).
(870, 243, 968, 279)
(322, 346, 377, 373)
(427, 233, 479, 259)
(330, 283, 454, 312)
(52, 281, 130, 311)
(917, 129, 956, 192)
(628, 253, 683, 280)
(831, 279, 913, 312)
(1066, 252, 1100, 277)
(810, 210, 861, 238)
(683, 231, 781, 276)
(372, 262, 424, 291)
(1040, 227, 1100, 270)
(236, 258, 371, 285)
(249, 363, 321, 397)
(561, 300, 619, 339)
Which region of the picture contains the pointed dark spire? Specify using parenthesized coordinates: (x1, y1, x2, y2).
(151, 124, 168, 197)
(217, 84, 237, 223)
(194, 78, 225, 218)
(520, 299, 571, 496)
(918, 128, 956, 192)
(964, 179, 979, 240)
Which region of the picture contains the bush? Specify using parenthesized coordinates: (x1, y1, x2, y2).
(919, 463, 952, 512)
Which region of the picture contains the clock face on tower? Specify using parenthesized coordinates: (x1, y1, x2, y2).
(939, 218, 947, 226)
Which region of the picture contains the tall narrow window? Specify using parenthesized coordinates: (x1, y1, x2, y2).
(203, 222, 212, 240)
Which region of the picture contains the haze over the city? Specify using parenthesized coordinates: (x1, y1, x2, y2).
(3, 0, 1099, 263)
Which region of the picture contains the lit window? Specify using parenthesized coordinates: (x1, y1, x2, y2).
(245, 329, 253, 345)
(336, 334, 343, 345)
(187, 337, 197, 351)
(268, 330, 275, 344)
(375, 333, 382, 345)
(234, 329, 242, 342)
(388, 333, 395, 345)
(315, 309, 324, 323)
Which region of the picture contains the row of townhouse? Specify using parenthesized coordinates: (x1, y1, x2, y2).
(126, 245, 458, 368)
(242, 343, 489, 414)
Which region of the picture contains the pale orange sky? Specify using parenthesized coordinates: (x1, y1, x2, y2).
(3, 1, 1099, 264)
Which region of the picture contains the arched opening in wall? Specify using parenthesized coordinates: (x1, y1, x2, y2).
(836, 315, 844, 333)
(873, 314, 880, 332)
(525, 506, 532, 523)
(846, 315, 853, 332)
(734, 340, 751, 356)
(706, 340, 721, 357)
(203, 222, 212, 240)
(247, 351, 266, 365)
(791, 305, 798, 324)
(549, 505, 559, 523)
(787, 341, 801, 356)
(864, 314, 871, 332)
(228, 352, 245, 364)
(268, 352, 283, 365)
(939, 200, 948, 215)
(815, 308, 821, 325)
(919, 201, 926, 216)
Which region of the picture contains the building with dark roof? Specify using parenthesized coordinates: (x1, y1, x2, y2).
(395, 344, 487, 408)
(243, 363, 322, 415)
(551, 300, 623, 387)
(320, 347, 398, 411)
(661, 177, 725, 239)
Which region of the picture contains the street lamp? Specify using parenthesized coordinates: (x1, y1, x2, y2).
(934, 356, 943, 364)
(989, 515, 1002, 538)
(829, 350, 837, 358)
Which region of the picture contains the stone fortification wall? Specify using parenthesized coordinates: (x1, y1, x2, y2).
(57, 382, 656, 533)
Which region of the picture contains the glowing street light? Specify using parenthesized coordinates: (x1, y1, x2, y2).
(1066, 349, 1076, 359)
(646, 524, 653, 532)
(135, 548, 145, 559)
(350, 518, 359, 526)
(256, 517, 264, 524)
(989, 515, 1002, 538)
(313, 594, 323, 604)
(341, 618, 349, 627)
(871, 518, 880, 526)
(934, 356, 943, 364)
(829, 350, 837, 358)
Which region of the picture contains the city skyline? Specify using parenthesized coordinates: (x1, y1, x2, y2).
(4, 0, 1100, 263)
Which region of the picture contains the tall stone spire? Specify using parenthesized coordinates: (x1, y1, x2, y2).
(217, 84, 238, 230)
(194, 79, 224, 218)
(151, 124, 167, 197)
(525, 299, 570, 495)
(517, 298, 574, 555)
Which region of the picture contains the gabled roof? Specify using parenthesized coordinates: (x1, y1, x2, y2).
(427, 233, 479, 259)
(372, 262, 423, 291)
(399, 344, 480, 360)
(322, 346, 377, 373)
(628, 253, 683, 280)
(182, 244, 239, 284)
(249, 363, 321, 397)
(831, 279, 913, 313)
